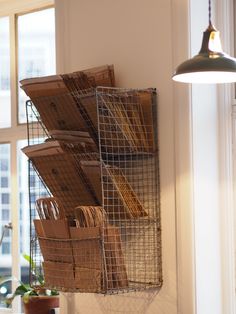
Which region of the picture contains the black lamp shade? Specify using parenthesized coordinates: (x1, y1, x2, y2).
(173, 24, 236, 83)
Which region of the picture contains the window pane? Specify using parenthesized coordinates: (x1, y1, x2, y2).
(0, 159, 9, 171)
(2, 209, 9, 221)
(18, 8, 56, 123)
(0, 17, 11, 128)
(1, 177, 8, 188)
(17, 140, 30, 273)
(0, 144, 12, 308)
(17, 140, 30, 310)
(1, 193, 9, 204)
(18, 139, 49, 296)
(2, 243, 10, 255)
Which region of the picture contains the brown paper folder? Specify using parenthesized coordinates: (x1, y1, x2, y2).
(34, 219, 73, 263)
(70, 226, 103, 292)
(75, 266, 101, 292)
(34, 219, 70, 239)
(80, 160, 147, 219)
(43, 261, 75, 290)
(20, 65, 115, 133)
(70, 227, 103, 270)
(104, 226, 128, 289)
(30, 152, 99, 217)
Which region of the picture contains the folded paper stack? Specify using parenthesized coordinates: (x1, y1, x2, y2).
(34, 198, 128, 292)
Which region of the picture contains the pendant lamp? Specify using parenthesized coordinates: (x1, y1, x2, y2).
(172, 0, 236, 84)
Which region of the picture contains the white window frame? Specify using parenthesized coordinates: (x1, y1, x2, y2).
(217, 0, 236, 313)
(0, 1, 54, 313)
(173, 0, 236, 313)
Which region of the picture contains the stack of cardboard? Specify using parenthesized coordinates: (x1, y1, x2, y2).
(22, 139, 147, 219)
(34, 199, 128, 292)
(22, 138, 99, 218)
(20, 65, 115, 141)
(21, 65, 155, 153)
(96, 89, 155, 153)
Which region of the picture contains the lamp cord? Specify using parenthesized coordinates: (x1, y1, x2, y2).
(208, 0, 211, 25)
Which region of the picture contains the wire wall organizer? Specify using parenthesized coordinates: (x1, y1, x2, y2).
(23, 67, 162, 294)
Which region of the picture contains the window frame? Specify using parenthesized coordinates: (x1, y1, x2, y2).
(0, 1, 55, 313)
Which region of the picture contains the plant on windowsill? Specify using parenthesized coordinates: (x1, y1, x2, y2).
(0, 254, 59, 314)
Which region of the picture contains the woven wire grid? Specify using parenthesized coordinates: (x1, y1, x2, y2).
(26, 86, 162, 293)
(96, 87, 162, 292)
(26, 101, 51, 287)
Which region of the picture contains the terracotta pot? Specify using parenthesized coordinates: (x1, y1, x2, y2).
(23, 296, 59, 314)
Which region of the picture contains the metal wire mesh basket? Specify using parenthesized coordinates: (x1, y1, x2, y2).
(25, 86, 162, 294)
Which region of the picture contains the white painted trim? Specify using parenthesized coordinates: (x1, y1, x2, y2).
(10, 12, 17, 130)
(0, 0, 54, 16)
(218, 84, 236, 314)
(0, 2, 55, 313)
(0, 310, 12, 314)
(216, 0, 236, 313)
(174, 84, 196, 314)
(171, 0, 196, 313)
(10, 139, 21, 314)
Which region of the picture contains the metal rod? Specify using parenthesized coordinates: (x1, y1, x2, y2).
(0, 222, 13, 247)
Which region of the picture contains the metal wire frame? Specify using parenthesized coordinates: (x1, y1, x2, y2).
(96, 87, 162, 293)
(25, 86, 162, 293)
(26, 101, 51, 287)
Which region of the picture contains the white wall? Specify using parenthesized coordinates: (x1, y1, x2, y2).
(55, 0, 236, 313)
(55, 0, 180, 313)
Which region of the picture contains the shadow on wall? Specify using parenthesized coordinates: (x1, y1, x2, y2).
(95, 289, 159, 314)
(60, 288, 169, 314)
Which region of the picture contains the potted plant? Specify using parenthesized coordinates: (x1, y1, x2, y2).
(0, 254, 59, 314)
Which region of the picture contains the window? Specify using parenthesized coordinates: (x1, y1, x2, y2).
(2, 210, 10, 221)
(0, 159, 9, 171)
(1, 177, 8, 188)
(0, 17, 10, 128)
(18, 140, 31, 256)
(0, 143, 11, 308)
(18, 8, 55, 123)
(0, 2, 55, 312)
(1, 194, 9, 205)
(2, 243, 10, 255)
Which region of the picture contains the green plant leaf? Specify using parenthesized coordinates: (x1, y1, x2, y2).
(50, 289, 59, 296)
(23, 253, 45, 285)
(1, 253, 58, 305)
(37, 274, 44, 286)
(22, 291, 31, 304)
(5, 295, 14, 308)
(14, 284, 31, 296)
(23, 253, 36, 270)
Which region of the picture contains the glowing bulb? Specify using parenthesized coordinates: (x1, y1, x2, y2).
(172, 71, 236, 84)
(208, 31, 222, 53)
